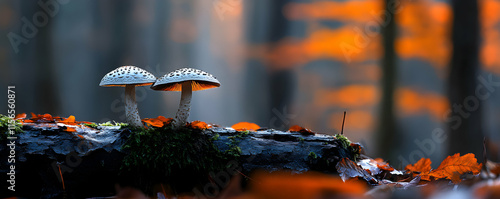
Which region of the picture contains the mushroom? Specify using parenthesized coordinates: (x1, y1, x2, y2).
(151, 68, 220, 128)
(99, 66, 156, 127)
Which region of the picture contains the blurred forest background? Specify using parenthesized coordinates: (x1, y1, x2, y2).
(1, 0, 499, 167)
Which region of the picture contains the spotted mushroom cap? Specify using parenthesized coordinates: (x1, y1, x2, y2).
(99, 66, 156, 87)
(151, 68, 221, 91)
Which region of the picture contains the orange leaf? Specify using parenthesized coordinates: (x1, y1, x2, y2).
(142, 116, 173, 128)
(77, 134, 84, 139)
(142, 118, 164, 127)
(428, 153, 482, 183)
(232, 122, 260, 131)
(405, 158, 432, 180)
(30, 113, 54, 123)
(374, 158, 394, 172)
(487, 160, 500, 175)
(65, 127, 77, 132)
(188, 121, 210, 130)
(14, 113, 26, 120)
(59, 115, 77, 125)
(289, 125, 315, 135)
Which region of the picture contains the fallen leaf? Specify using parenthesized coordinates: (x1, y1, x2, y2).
(405, 158, 432, 180)
(288, 125, 315, 136)
(336, 158, 377, 184)
(14, 113, 26, 120)
(59, 115, 78, 125)
(486, 160, 500, 176)
(77, 134, 84, 139)
(30, 113, 54, 123)
(142, 116, 173, 128)
(374, 158, 394, 172)
(232, 122, 260, 131)
(188, 121, 211, 130)
(428, 153, 482, 183)
(65, 127, 77, 132)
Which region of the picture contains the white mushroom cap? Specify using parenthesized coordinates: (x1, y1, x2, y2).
(99, 66, 156, 87)
(151, 68, 221, 91)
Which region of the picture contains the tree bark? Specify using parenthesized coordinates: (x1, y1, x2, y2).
(447, 0, 482, 159)
(377, 0, 398, 162)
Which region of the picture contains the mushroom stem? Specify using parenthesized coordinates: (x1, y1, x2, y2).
(125, 85, 143, 127)
(173, 81, 192, 128)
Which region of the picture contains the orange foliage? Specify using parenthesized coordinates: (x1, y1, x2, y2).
(232, 122, 260, 131)
(374, 158, 394, 172)
(329, 110, 373, 132)
(405, 158, 432, 180)
(187, 121, 211, 130)
(428, 153, 482, 183)
(406, 154, 482, 183)
(65, 127, 77, 132)
(142, 116, 173, 128)
(480, 0, 500, 73)
(77, 134, 84, 139)
(249, 27, 381, 68)
(288, 125, 315, 135)
(246, 171, 366, 199)
(284, 0, 381, 23)
(28, 113, 54, 123)
(14, 113, 26, 120)
(315, 85, 379, 108)
(396, 0, 451, 68)
(396, 88, 449, 120)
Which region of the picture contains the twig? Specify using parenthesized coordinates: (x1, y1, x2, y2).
(341, 111, 346, 135)
(58, 164, 65, 191)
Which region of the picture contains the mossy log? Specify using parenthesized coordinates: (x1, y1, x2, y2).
(0, 123, 360, 198)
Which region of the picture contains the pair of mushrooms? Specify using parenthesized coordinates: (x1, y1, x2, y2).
(99, 66, 220, 128)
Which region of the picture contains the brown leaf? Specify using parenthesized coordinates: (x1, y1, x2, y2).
(29, 113, 54, 123)
(486, 160, 500, 176)
(336, 158, 377, 184)
(288, 125, 315, 136)
(188, 121, 211, 130)
(405, 158, 432, 181)
(428, 153, 482, 183)
(14, 113, 26, 120)
(142, 116, 173, 128)
(232, 122, 260, 131)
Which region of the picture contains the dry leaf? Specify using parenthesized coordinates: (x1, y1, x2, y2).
(14, 113, 26, 120)
(77, 134, 84, 139)
(428, 153, 482, 183)
(336, 158, 377, 183)
(486, 160, 500, 176)
(405, 158, 432, 180)
(232, 122, 260, 131)
(65, 127, 77, 132)
(142, 116, 173, 128)
(288, 125, 315, 136)
(188, 121, 211, 130)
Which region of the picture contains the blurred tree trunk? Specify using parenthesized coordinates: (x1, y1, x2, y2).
(447, 0, 482, 159)
(376, 0, 397, 161)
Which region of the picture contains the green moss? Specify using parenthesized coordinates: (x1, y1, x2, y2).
(99, 121, 129, 128)
(335, 134, 351, 149)
(335, 134, 361, 161)
(83, 123, 98, 128)
(120, 125, 239, 194)
(0, 114, 23, 141)
(308, 151, 318, 159)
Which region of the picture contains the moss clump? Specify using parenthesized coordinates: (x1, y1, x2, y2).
(0, 114, 23, 141)
(120, 125, 238, 195)
(335, 134, 361, 161)
(308, 151, 318, 159)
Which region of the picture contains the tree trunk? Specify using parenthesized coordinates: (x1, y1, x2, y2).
(376, 0, 398, 162)
(447, 0, 482, 159)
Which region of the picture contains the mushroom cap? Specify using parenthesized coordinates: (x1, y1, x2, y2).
(99, 66, 156, 87)
(151, 68, 221, 91)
